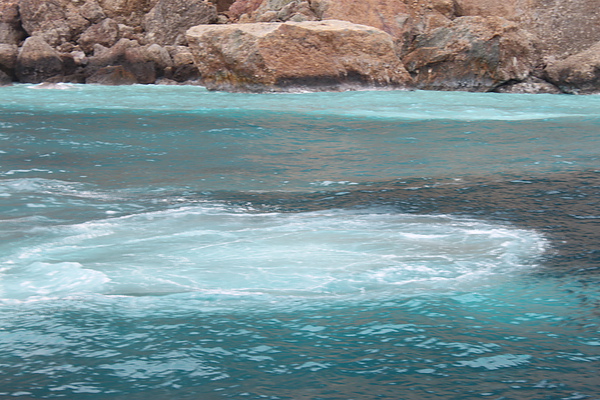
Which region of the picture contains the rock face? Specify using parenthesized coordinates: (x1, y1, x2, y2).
(18, 0, 89, 47)
(403, 16, 537, 92)
(186, 20, 412, 91)
(0, 0, 598, 93)
(454, 0, 600, 59)
(143, 0, 218, 46)
(0, 1, 26, 45)
(545, 42, 600, 95)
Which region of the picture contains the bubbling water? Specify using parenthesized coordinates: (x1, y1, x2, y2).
(1, 205, 547, 303)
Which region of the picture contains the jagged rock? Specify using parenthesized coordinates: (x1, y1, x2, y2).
(228, 0, 264, 20)
(86, 65, 137, 84)
(311, 0, 411, 39)
(79, 0, 107, 23)
(0, 69, 11, 85)
(78, 18, 120, 54)
(545, 42, 600, 94)
(144, 0, 218, 46)
(164, 46, 199, 82)
(0, 43, 18, 76)
(403, 16, 537, 92)
(18, 0, 89, 47)
(96, 0, 158, 26)
(0, 1, 27, 45)
(15, 36, 64, 83)
(87, 38, 156, 83)
(454, 0, 600, 59)
(145, 43, 172, 71)
(186, 20, 412, 92)
(242, 0, 318, 22)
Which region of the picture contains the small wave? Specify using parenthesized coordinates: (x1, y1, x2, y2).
(27, 82, 76, 90)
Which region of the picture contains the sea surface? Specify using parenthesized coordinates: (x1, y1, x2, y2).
(0, 84, 599, 399)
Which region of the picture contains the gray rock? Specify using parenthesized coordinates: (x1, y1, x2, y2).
(0, 1, 26, 45)
(16, 36, 64, 83)
(493, 77, 561, 94)
(19, 0, 89, 47)
(0, 68, 12, 85)
(78, 18, 120, 54)
(144, 0, 218, 46)
(545, 41, 600, 94)
(87, 38, 156, 84)
(79, 0, 107, 23)
(144, 43, 173, 71)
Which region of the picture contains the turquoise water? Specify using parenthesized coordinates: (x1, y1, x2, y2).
(1, 84, 599, 399)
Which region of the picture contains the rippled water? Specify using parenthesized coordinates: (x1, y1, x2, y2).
(1, 84, 599, 399)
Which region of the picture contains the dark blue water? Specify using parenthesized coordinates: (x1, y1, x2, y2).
(1, 84, 599, 399)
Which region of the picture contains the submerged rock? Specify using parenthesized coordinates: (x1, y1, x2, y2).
(186, 19, 412, 92)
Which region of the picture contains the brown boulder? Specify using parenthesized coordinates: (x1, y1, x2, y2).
(15, 36, 64, 83)
(545, 42, 600, 94)
(79, 0, 107, 23)
(78, 18, 120, 54)
(87, 38, 156, 84)
(144, 0, 218, 46)
(186, 20, 412, 92)
(18, 0, 89, 47)
(164, 46, 200, 82)
(145, 43, 172, 71)
(403, 16, 537, 92)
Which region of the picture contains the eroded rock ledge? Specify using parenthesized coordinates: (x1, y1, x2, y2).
(0, 0, 598, 93)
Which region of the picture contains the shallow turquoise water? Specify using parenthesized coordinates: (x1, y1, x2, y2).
(1, 84, 599, 399)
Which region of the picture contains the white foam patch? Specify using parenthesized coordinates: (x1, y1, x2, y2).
(455, 354, 532, 370)
(1, 261, 109, 300)
(1, 206, 547, 301)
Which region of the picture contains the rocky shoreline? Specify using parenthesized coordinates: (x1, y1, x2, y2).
(1, 0, 598, 93)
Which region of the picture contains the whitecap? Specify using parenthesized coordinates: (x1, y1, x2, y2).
(1, 206, 548, 302)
